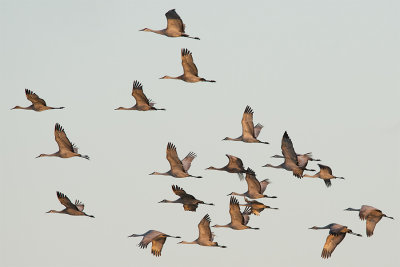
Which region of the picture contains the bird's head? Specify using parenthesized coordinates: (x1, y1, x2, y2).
(309, 226, 318, 230)
(222, 137, 230, 141)
(114, 107, 124, 110)
(11, 105, 21, 110)
(139, 28, 151, 32)
(46, 210, 57, 214)
(270, 155, 282, 158)
(262, 163, 274, 168)
(158, 199, 168, 203)
(36, 154, 45, 158)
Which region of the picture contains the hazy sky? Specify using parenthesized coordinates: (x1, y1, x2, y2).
(1, 0, 399, 266)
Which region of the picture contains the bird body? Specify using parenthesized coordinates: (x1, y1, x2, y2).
(239, 197, 278, 216)
(115, 81, 165, 111)
(223, 106, 268, 144)
(150, 142, 202, 178)
(140, 9, 200, 40)
(159, 185, 213, 211)
(36, 123, 89, 160)
(206, 154, 247, 180)
(345, 205, 394, 236)
(47, 191, 94, 218)
(303, 164, 344, 187)
(309, 223, 361, 259)
(271, 152, 320, 171)
(129, 230, 181, 257)
(12, 89, 64, 112)
(160, 48, 215, 83)
(179, 214, 226, 248)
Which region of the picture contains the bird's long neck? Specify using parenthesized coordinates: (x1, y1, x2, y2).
(345, 208, 360, 212)
(303, 174, 318, 178)
(115, 107, 136, 110)
(12, 105, 33, 110)
(128, 233, 144, 238)
(36, 152, 58, 158)
(179, 240, 198, 245)
(160, 75, 182, 80)
(229, 192, 245, 197)
(150, 171, 170, 176)
(271, 155, 284, 159)
(47, 209, 63, 214)
(213, 224, 230, 228)
(160, 199, 179, 204)
(148, 28, 165, 35)
(223, 137, 242, 141)
(206, 166, 224, 171)
(263, 163, 283, 168)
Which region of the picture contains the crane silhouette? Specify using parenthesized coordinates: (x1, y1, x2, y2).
(303, 164, 344, 187)
(344, 205, 394, 236)
(159, 185, 214, 211)
(12, 89, 64, 112)
(239, 197, 278, 216)
(223, 106, 269, 144)
(309, 223, 361, 259)
(128, 230, 181, 257)
(115, 81, 165, 111)
(140, 9, 200, 40)
(150, 142, 202, 178)
(47, 191, 94, 218)
(36, 123, 89, 160)
(160, 48, 215, 83)
(179, 214, 226, 248)
(206, 154, 248, 180)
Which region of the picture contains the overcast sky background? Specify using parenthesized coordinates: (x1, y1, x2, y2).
(1, 0, 399, 266)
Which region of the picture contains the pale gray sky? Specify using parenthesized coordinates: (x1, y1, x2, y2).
(1, 0, 399, 266)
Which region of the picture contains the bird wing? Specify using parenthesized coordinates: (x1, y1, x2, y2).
(242, 206, 252, 226)
(54, 123, 77, 153)
(138, 230, 163, 249)
(166, 142, 185, 172)
(259, 179, 271, 194)
(171, 185, 188, 197)
(296, 154, 310, 168)
(25, 89, 46, 106)
(181, 152, 197, 172)
(329, 224, 346, 235)
(241, 106, 255, 138)
(366, 211, 383, 237)
(151, 236, 166, 257)
(324, 179, 332, 188)
(56, 191, 78, 210)
(226, 154, 244, 170)
(359, 205, 375, 220)
(229, 196, 245, 225)
(245, 168, 262, 194)
(181, 48, 198, 76)
(253, 123, 264, 138)
(318, 164, 333, 176)
(198, 214, 213, 242)
(183, 204, 198, 211)
(321, 234, 345, 259)
(165, 9, 185, 32)
(131, 80, 150, 106)
(74, 200, 85, 211)
(281, 131, 299, 166)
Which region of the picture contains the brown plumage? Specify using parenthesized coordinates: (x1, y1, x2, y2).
(303, 164, 344, 187)
(115, 81, 165, 111)
(128, 230, 181, 257)
(47, 191, 94, 217)
(223, 106, 269, 144)
(140, 9, 200, 40)
(150, 142, 202, 178)
(158, 185, 214, 211)
(160, 48, 215, 83)
(12, 89, 64, 111)
(206, 154, 248, 180)
(239, 197, 278, 216)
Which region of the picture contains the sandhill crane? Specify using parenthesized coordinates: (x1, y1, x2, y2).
(128, 230, 181, 257)
(140, 9, 200, 40)
(228, 168, 277, 199)
(150, 142, 202, 178)
(206, 154, 248, 180)
(212, 196, 258, 230)
(47, 191, 94, 218)
(309, 223, 361, 259)
(344, 205, 394, 237)
(239, 197, 278, 216)
(160, 48, 215, 83)
(263, 131, 304, 178)
(12, 89, 64, 112)
(271, 152, 320, 171)
(178, 214, 227, 248)
(36, 123, 89, 160)
(303, 164, 344, 187)
(223, 106, 269, 144)
(159, 185, 214, 211)
(115, 81, 165, 111)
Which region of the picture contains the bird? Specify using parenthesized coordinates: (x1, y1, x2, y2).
(178, 214, 226, 248)
(309, 223, 362, 259)
(160, 48, 215, 83)
(303, 164, 344, 187)
(263, 131, 305, 178)
(270, 152, 320, 171)
(158, 185, 214, 211)
(227, 168, 277, 199)
(115, 81, 165, 111)
(150, 142, 202, 178)
(239, 197, 278, 216)
(223, 106, 269, 144)
(206, 154, 248, 180)
(140, 9, 200, 40)
(47, 191, 94, 218)
(36, 123, 89, 160)
(128, 230, 181, 257)
(12, 89, 64, 112)
(344, 205, 394, 237)
(212, 196, 259, 230)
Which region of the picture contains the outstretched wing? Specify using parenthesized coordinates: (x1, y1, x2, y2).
(74, 200, 85, 211)
(321, 234, 345, 259)
(166, 142, 185, 172)
(183, 204, 198, 211)
(281, 131, 304, 178)
(198, 214, 213, 242)
(138, 230, 163, 249)
(366, 211, 383, 237)
(318, 164, 333, 175)
(25, 89, 46, 106)
(181, 152, 197, 172)
(253, 123, 263, 138)
(181, 48, 198, 76)
(165, 9, 185, 32)
(131, 80, 151, 106)
(151, 236, 166, 257)
(241, 106, 255, 138)
(172, 185, 188, 197)
(56, 191, 77, 210)
(245, 168, 262, 194)
(242, 206, 252, 226)
(229, 196, 245, 225)
(226, 154, 245, 171)
(54, 123, 77, 153)
(259, 179, 271, 194)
